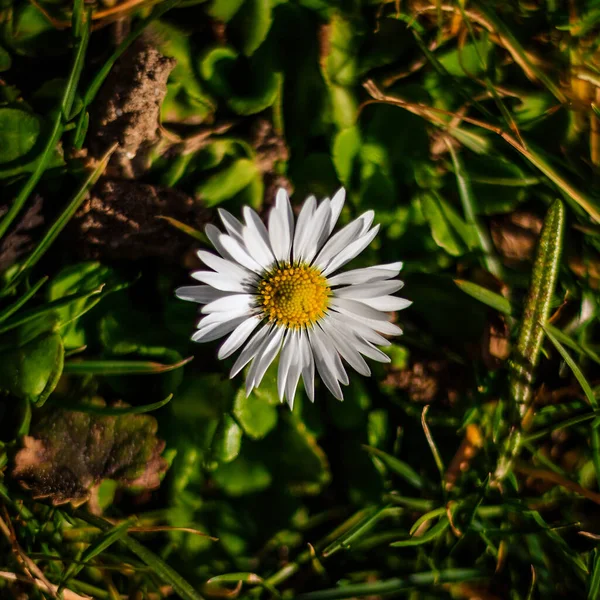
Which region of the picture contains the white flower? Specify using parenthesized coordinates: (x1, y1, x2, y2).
(176, 188, 411, 407)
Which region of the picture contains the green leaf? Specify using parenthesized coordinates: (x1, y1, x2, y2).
(230, 0, 273, 56)
(207, 0, 245, 22)
(332, 126, 361, 187)
(212, 414, 243, 463)
(422, 192, 473, 256)
(0, 108, 41, 165)
(454, 280, 512, 315)
(0, 332, 63, 405)
(588, 548, 600, 600)
(212, 455, 272, 496)
(390, 516, 450, 547)
(233, 383, 278, 440)
(197, 158, 259, 206)
(13, 402, 168, 505)
(0, 46, 10, 72)
(437, 39, 492, 77)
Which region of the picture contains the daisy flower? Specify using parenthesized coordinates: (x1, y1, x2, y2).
(176, 188, 410, 407)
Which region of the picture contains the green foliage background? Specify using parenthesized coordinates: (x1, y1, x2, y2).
(1, 0, 600, 598)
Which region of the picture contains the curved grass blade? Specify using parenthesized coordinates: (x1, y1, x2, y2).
(207, 573, 281, 599)
(391, 516, 450, 547)
(543, 324, 597, 409)
(454, 280, 512, 315)
(362, 445, 423, 490)
(0, 277, 48, 324)
(9, 144, 117, 286)
(295, 569, 483, 600)
(63, 356, 193, 375)
(321, 506, 397, 558)
(157, 216, 208, 244)
(588, 549, 600, 600)
(0, 4, 91, 242)
(544, 323, 600, 366)
(446, 142, 503, 278)
(0, 286, 104, 335)
(60, 394, 173, 415)
(72, 511, 204, 600)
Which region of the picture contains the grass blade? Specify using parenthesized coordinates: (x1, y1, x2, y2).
(362, 445, 423, 489)
(295, 569, 483, 599)
(60, 394, 173, 415)
(0, 277, 48, 324)
(72, 511, 204, 600)
(543, 324, 597, 409)
(63, 356, 193, 375)
(446, 141, 503, 278)
(454, 280, 512, 314)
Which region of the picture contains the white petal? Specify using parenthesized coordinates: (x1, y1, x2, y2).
(246, 326, 285, 395)
(300, 330, 315, 403)
(243, 206, 275, 268)
(329, 298, 403, 336)
(218, 208, 244, 242)
(201, 294, 254, 314)
(284, 336, 302, 408)
(268, 189, 294, 262)
(198, 250, 254, 280)
(313, 211, 374, 271)
(314, 325, 349, 385)
(300, 199, 331, 263)
(327, 262, 404, 286)
(308, 327, 344, 400)
(321, 319, 371, 376)
(206, 224, 235, 261)
(175, 285, 230, 304)
(230, 324, 272, 378)
(219, 234, 263, 274)
(218, 316, 263, 359)
(327, 311, 391, 347)
(321, 224, 380, 277)
(192, 271, 248, 293)
(292, 196, 317, 262)
(357, 295, 412, 312)
(192, 316, 247, 342)
(327, 188, 345, 236)
(334, 280, 404, 299)
(277, 330, 295, 402)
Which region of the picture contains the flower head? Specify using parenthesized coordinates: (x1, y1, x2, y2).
(176, 188, 410, 407)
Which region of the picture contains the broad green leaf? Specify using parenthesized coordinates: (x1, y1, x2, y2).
(332, 126, 361, 186)
(208, 0, 245, 21)
(230, 0, 273, 56)
(437, 39, 492, 77)
(0, 46, 11, 72)
(422, 192, 470, 256)
(0, 332, 63, 405)
(212, 455, 272, 496)
(212, 414, 243, 463)
(197, 158, 259, 206)
(0, 108, 41, 164)
(233, 384, 278, 440)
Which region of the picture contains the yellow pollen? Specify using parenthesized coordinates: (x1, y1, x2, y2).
(257, 262, 330, 329)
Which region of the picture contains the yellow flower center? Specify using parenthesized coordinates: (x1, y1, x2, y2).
(257, 263, 330, 329)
